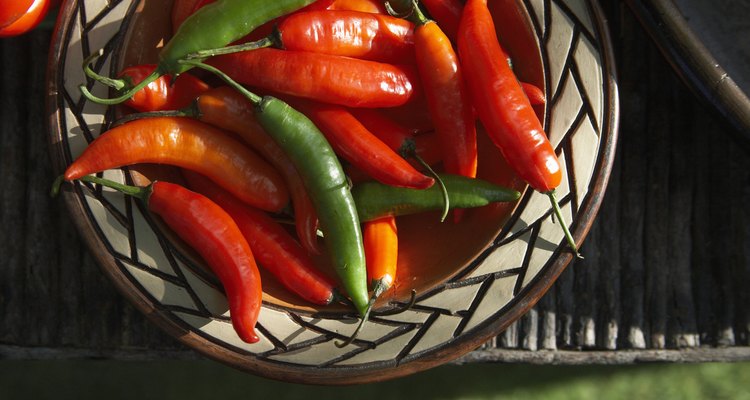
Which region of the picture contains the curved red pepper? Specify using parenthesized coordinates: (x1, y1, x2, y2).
(118, 64, 210, 112)
(291, 98, 435, 189)
(364, 215, 398, 297)
(147, 181, 263, 344)
(193, 87, 321, 255)
(63, 117, 290, 213)
(457, 0, 561, 193)
(183, 171, 336, 306)
(351, 108, 442, 167)
(208, 48, 419, 108)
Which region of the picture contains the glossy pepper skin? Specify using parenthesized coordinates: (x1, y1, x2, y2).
(275, 10, 415, 63)
(63, 117, 290, 213)
(352, 174, 520, 221)
(410, 8, 477, 184)
(364, 216, 398, 297)
(253, 96, 369, 317)
(208, 48, 419, 108)
(118, 64, 210, 112)
(183, 171, 336, 306)
(457, 0, 561, 193)
(290, 99, 435, 189)
(192, 87, 321, 255)
(329, 0, 386, 13)
(147, 181, 263, 344)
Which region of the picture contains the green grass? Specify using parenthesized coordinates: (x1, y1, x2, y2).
(1, 360, 749, 399)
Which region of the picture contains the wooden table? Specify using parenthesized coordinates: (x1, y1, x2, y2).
(1, 2, 748, 365)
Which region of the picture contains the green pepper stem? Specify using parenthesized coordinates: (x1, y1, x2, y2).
(82, 49, 127, 91)
(80, 49, 163, 105)
(80, 69, 162, 106)
(186, 35, 277, 60)
(81, 175, 152, 203)
(412, 154, 450, 222)
(50, 175, 65, 198)
(178, 59, 263, 105)
(547, 190, 582, 259)
(334, 278, 392, 348)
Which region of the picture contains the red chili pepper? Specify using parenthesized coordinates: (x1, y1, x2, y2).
(273, 10, 415, 63)
(63, 117, 290, 213)
(351, 108, 442, 167)
(182, 170, 336, 306)
(457, 0, 578, 255)
(409, 5, 477, 183)
(208, 48, 419, 108)
(521, 81, 546, 106)
(190, 87, 321, 255)
(290, 98, 435, 189)
(328, 0, 387, 13)
(420, 0, 462, 42)
(63, 176, 262, 344)
(118, 64, 210, 112)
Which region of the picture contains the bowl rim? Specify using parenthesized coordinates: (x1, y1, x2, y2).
(626, 0, 750, 141)
(45, 0, 619, 385)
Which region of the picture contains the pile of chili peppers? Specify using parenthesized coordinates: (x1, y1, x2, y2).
(54, 0, 579, 345)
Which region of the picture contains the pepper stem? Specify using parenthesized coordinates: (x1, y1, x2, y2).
(80, 49, 163, 105)
(82, 49, 127, 91)
(334, 278, 391, 348)
(81, 175, 152, 203)
(412, 153, 450, 222)
(185, 35, 277, 60)
(547, 190, 582, 259)
(178, 59, 263, 105)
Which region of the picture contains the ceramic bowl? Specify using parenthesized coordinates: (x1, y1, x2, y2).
(47, 0, 618, 384)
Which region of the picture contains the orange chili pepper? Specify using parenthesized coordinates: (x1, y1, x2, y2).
(409, 4, 477, 182)
(458, 0, 578, 255)
(328, 0, 387, 13)
(63, 117, 290, 213)
(190, 87, 321, 254)
(364, 215, 398, 298)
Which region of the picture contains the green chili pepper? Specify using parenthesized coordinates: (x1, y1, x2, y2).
(254, 96, 369, 317)
(352, 174, 521, 222)
(172, 59, 369, 317)
(81, 0, 316, 105)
